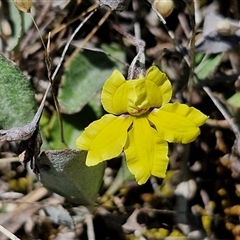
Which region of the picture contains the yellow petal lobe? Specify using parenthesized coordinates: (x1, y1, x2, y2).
(101, 66, 173, 116)
(76, 114, 133, 166)
(126, 79, 150, 115)
(101, 70, 128, 115)
(148, 103, 208, 144)
(124, 117, 169, 185)
(145, 66, 172, 105)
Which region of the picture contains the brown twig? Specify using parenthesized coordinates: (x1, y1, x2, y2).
(50, 3, 99, 37)
(65, 9, 112, 66)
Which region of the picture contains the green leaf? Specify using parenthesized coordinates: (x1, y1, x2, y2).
(8, 3, 33, 50)
(195, 53, 223, 81)
(100, 43, 126, 72)
(227, 92, 240, 108)
(226, 92, 240, 117)
(42, 95, 103, 150)
(0, 54, 35, 129)
(37, 149, 105, 207)
(45, 112, 84, 150)
(194, 52, 205, 66)
(58, 44, 126, 114)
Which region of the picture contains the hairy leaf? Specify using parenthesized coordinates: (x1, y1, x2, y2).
(0, 54, 35, 129)
(37, 149, 105, 206)
(58, 45, 126, 114)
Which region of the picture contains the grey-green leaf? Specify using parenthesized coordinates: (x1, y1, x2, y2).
(0, 54, 35, 129)
(43, 93, 103, 150)
(8, 3, 33, 50)
(37, 149, 105, 206)
(58, 45, 126, 114)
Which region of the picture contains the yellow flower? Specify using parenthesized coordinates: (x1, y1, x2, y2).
(76, 66, 208, 184)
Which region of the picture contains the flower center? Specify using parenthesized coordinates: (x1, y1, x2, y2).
(129, 107, 150, 116)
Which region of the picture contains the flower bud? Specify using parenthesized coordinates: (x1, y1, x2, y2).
(153, 0, 174, 18)
(14, 0, 32, 13)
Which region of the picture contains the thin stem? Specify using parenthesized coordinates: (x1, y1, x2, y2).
(0, 225, 20, 240)
(203, 86, 240, 154)
(51, 9, 97, 81)
(65, 8, 111, 66)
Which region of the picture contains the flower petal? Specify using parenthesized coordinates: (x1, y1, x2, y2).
(76, 114, 133, 166)
(101, 70, 128, 115)
(145, 66, 172, 104)
(126, 79, 150, 115)
(101, 66, 173, 116)
(148, 103, 208, 144)
(124, 117, 169, 185)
